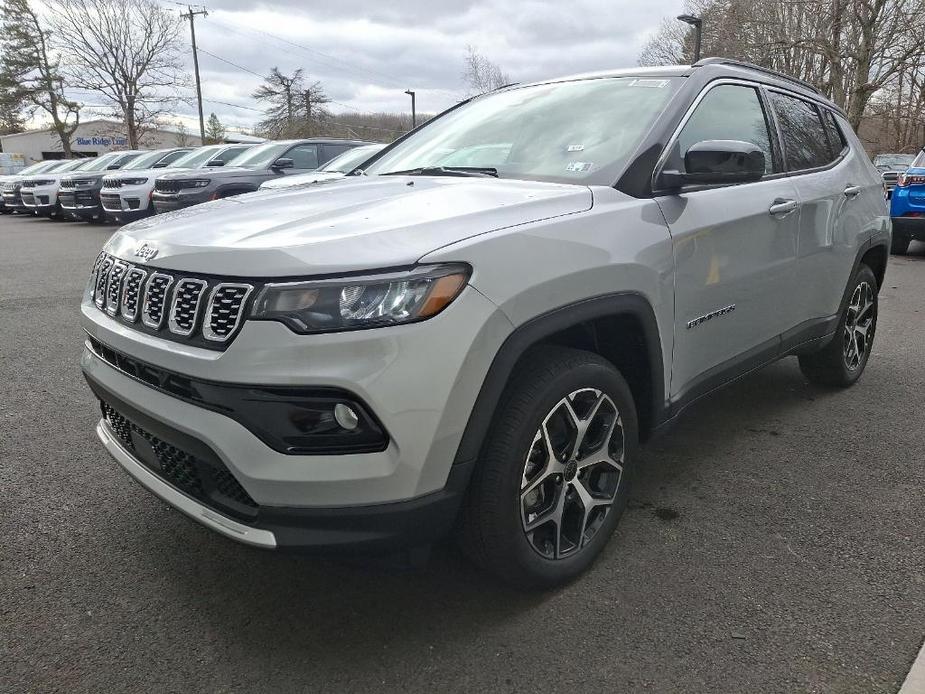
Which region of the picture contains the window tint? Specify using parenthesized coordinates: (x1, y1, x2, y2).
(677, 84, 775, 174)
(321, 144, 350, 163)
(287, 144, 319, 169)
(820, 109, 846, 159)
(768, 92, 831, 170)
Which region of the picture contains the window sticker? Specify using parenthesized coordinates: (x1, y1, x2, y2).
(566, 161, 593, 173)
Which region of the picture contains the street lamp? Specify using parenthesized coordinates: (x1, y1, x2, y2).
(404, 89, 416, 129)
(676, 14, 703, 63)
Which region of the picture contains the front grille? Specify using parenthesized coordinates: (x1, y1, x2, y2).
(91, 253, 254, 349)
(60, 179, 75, 190)
(102, 178, 123, 189)
(204, 284, 254, 341)
(100, 401, 258, 519)
(120, 267, 147, 321)
(168, 279, 208, 336)
(105, 261, 128, 316)
(154, 179, 180, 193)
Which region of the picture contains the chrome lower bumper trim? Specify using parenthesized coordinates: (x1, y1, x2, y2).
(96, 420, 277, 548)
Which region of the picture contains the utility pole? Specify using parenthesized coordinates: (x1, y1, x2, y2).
(405, 89, 416, 128)
(181, 5, 208, 143)
(676, 14, 703, 63)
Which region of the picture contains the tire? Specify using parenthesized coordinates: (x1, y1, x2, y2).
(458, 346, 638, 589)
(891, 234, 911, 255)
(798, 264, 878, 387)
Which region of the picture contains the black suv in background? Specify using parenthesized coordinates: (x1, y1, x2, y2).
(59, 150, 147, 222)
(151, 138, 374, 213)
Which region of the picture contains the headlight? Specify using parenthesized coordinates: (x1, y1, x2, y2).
(184, 179, 211, 189)
(120, 177, 148, 186)
(73, 178, 95, 186)
(251, 264, 470, 333)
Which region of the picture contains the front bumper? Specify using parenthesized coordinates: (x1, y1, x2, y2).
(80, 286, 512, 550)
(151, 189, 211, 213)
(101, 186, 152, 222)
(2, 190, 26, 211)
(60, 189, 103, 219)
(21, 187, 57, 212)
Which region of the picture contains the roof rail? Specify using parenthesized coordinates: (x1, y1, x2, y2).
(693, 57, 821, 95)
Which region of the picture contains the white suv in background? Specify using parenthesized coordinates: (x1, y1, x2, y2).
(21, 158, 98, 219)
(101, 145, 251, 224)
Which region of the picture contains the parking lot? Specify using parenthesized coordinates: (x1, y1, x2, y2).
(1, 213, 924, 693)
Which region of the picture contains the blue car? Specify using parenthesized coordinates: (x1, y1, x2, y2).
(890, 147, 925, 254)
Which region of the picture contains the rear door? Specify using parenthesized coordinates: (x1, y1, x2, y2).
(767, 91, 886, 335)
(654, 81, 802, 401)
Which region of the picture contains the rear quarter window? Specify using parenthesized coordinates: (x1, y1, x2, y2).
(768, 91, 832, 170)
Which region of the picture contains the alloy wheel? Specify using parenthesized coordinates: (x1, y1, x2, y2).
(520, 388, 624, 560)
(844, 281, 875, 371)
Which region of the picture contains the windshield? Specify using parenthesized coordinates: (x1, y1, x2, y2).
(79, 153, 122, 172)
(121, 150, 170, 170)
(225, 142, 291, 169)
(20, 161, 62, 175)
(365, 77, 681, 184)
(51, 159, 92, 173)
(170, 146, 223, 169)
(320, 145, 384, 172)
(910, 150, 925, 169)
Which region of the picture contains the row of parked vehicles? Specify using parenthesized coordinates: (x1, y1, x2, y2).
(0, 139, 385, 223)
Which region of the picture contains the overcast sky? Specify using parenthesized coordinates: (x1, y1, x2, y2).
(69, 0, 686, 133)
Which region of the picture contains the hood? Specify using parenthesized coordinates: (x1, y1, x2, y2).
(106, 176, 592, 277)
(261, 171, 344, 190)
(105, 167, 170, 180)
(155, 166, 258, 181)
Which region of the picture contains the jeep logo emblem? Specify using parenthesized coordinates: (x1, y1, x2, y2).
(133, 243, 158, 262)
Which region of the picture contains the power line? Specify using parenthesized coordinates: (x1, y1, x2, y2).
(196, 47, 264, 79)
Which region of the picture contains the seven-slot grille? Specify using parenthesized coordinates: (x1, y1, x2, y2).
(60, 179, 75, 189)
(89, 252, 254, 348)
(102, 178, 123, 188)
(154, 179, 181, 193)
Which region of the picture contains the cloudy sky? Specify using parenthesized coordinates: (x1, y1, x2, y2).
(69, 0, 686, 133)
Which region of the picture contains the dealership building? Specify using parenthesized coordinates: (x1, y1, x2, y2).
(0, 119, 205, 163)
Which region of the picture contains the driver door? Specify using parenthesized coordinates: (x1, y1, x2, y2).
(655, 82, 801, 402)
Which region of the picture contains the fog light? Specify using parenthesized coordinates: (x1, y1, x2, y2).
(334, 403, 359, 430)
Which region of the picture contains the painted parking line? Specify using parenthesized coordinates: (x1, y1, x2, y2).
(899, 638, 925, 694)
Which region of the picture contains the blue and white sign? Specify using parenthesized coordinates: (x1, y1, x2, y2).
(75, 136, 128, 146)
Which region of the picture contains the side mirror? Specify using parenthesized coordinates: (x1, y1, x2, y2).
(106, 164, 121, 170)
(206, 159, 225, 167)
(272, 157, 294, 170)
(659, 140, 765, 189)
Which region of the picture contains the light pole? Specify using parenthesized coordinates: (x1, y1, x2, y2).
(677, 14, 703, 63)
(181, 5, 209, 143)
(405, 89, 416, 128)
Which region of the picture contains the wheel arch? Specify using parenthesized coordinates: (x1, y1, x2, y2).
(452, 292, 666, 469)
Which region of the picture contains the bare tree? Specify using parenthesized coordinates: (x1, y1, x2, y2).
(639, 0, 925, 137)
(462, 45, 511, 96)
(252, 67, 330, 137)
(48, 0, 187, 149)
(174, 120, 192, 146)
(0, 0, 80, 153)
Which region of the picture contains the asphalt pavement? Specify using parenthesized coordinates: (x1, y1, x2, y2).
(2, 213, 924, 693)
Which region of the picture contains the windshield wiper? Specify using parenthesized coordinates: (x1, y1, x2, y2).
(380, 166, 499, 178)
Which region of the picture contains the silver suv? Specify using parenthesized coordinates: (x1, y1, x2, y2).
(81, 59, 889, 588)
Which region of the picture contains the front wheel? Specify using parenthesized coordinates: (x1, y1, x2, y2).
(458, 347, 637, 588)
(798, 264, 878, 387)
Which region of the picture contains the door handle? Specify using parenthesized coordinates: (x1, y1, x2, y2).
(768, 199, 798, 217)
(844, 185, 862, 198)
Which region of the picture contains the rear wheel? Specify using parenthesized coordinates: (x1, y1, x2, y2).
(459, 347, 637, 588)
(799, 264, 878, 387)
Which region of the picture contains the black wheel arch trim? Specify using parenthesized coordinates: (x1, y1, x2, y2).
(452, 292, 666, 468)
